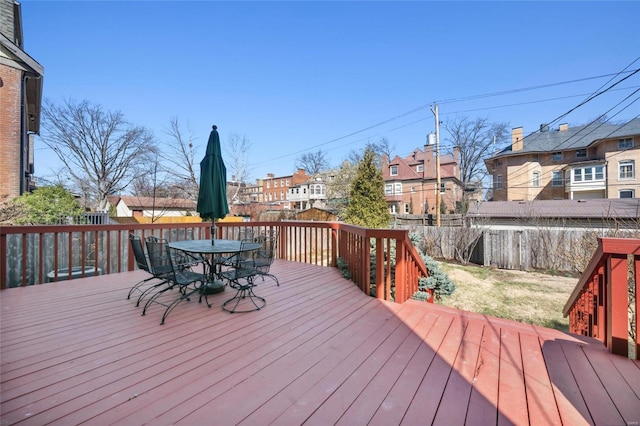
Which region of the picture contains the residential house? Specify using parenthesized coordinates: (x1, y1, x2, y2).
(486, 118, 640, 201)
(382, 144, 462, 215)
(0, 0, 44, 200)
(115, 196, 197, 219)
(288, 175, 328, 210)
(262, 169, 311, 209)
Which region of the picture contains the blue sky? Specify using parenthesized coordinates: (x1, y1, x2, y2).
(21, 1, 640, 184)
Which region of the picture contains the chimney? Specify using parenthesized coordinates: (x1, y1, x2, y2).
(559, 123, 569, 132)
(512, 127, 523, 151)
(540, 123, 549, 132)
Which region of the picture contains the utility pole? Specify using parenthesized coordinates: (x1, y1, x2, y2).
(430, 104, 441, 227)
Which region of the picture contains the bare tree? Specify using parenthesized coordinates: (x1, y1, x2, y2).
(348, 137, 394, 168)
(444, 116, 509, 187)
(159, 117, 199, 200)
(225, 133, 252, 203)
(296, 149, 330, 175)
(40, 99, 155, 211)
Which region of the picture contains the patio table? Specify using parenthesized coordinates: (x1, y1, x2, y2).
(167, 239, 260, 293)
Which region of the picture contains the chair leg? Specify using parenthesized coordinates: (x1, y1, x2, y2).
(222, 279, 266, 313)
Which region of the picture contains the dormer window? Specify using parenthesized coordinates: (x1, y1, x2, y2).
(416, 164, 424, 172)
(390, 165, 398, 176)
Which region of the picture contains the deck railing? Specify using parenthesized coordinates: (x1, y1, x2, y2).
(563, 237, 640, 359)
(0, 221, 429, 303)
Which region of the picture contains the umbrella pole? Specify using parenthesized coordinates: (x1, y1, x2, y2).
(211, 220, 216, 245)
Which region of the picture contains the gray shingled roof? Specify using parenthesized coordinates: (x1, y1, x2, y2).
(497, 117, 640, 156)
(468, 199, 640, 219)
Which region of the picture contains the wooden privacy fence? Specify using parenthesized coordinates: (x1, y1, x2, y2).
(409, 226, 639, 273)
(0, 221, 429, 304)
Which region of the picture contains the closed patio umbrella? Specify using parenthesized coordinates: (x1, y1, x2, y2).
(197, 125, 230, 239)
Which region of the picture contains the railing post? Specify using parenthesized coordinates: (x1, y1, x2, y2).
(607, 254, 629, 357)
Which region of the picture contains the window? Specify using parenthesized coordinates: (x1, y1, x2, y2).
(532, 171, 541, 187)
(385, 184, 393, 195)
(618, 138, 633, 149)
(552, 152, 563, 161)
(404, 203, 410, 213)
(416, 164, 424, 173)
(495, 175, 503, 189)
(410, 186, 416, 193)
(281, 191, 285, 200)
(584, 167, 593, 181)
(552, 171, 563, 186)
(440, 182, 445, 193)
(576, 149, 587, 158)
(390, 204, 397, 214)
(280, 179, 284, 187)
(266, 181, 270, 189)
(573, 169, 582, 182)
(619, 160, 635, 179)
(286, 179, 290, 186)
(595, 166, 604, 180)
(274, 180, 278, 188)
(620, 189, 635, 198)
(572, 165, 605, 183)
(390, 165, 398, 176)
(394, 183, 402, 195)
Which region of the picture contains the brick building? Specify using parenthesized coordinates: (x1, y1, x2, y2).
(0, 0, 44, 200)
(382, 144, 463, 215)
(262, 169, 311, 209)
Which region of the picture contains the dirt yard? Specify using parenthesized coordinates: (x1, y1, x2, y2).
(437, 262, 579, 332)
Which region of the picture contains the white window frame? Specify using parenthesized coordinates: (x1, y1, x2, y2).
(618, 138, 634, 150)
(385, 184, 393, 195)
(532, 171, 541, 187)
(416, 164, 424, 173)
(552, 171, 563, 186)
(495, 175, 503, 189)
(390, 204, 397, 214)
(619, 189, 635, 198)
(390, 165, 398, 176)
(573, 169, 582, 182)
(394, 182, 402, 195)
(619, 160, 635, 180)
(404, 203, 410, 213)
(440, 182, 445, 193)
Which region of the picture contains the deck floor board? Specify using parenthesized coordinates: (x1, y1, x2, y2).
(2, 261, 639, 425)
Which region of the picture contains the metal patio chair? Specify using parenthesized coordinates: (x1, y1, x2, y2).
(219, 239, 266, 313)
(142, 237, 207, 324)
(127, 234, 171, 306)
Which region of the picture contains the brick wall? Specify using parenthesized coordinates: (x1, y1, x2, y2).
(0, 65, 23, 200)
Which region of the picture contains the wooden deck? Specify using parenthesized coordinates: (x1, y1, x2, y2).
(1, 260, 639, 425)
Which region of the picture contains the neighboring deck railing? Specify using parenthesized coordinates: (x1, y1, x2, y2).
(563, 237, 640, 359)
(0, 221, 429, 303)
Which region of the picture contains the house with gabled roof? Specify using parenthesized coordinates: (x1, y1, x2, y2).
(382, 143, 462, 215)
(115, 196, 197, 218)
(485, 117, 640, 201)
(0, 0, 44, 200)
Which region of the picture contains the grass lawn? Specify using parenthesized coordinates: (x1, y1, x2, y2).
(437, 262, 578, 332)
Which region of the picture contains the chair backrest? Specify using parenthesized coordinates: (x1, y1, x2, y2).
(254, 235, 276, 272)
(237, 227, 255, 241)
(237, 238, 257, 263)
(130, 234, 151, 273)
(145, 236, 172, 278)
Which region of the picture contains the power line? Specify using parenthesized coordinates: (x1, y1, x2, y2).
(248, 68, 640, 170)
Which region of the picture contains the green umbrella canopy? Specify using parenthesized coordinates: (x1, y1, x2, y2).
(197, 125, 230, 221)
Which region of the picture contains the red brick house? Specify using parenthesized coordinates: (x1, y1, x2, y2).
(0, 0, 44, 200)
(382, 144, 463, 214)
(262, 169, 311, 209)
